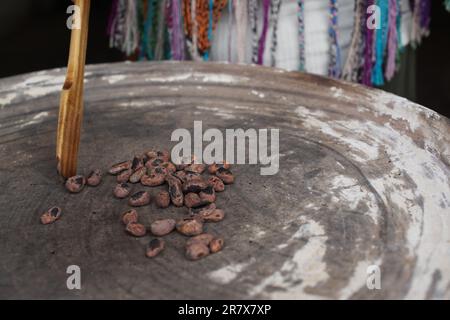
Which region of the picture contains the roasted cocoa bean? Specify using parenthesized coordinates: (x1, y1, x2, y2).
(121, 209, 138, 225)
(86, 169, 102, 186)
(150, 219, 176, 236)
(146, 150, 170, 162)
(203, 209, 225, 222)
(166, 175, 184, 207)
(176, 218, 203, 236)
(182, 178, 208, 194)
(125, 222, 146, 237)
(161, 161, 177, 173)
(131, 156, 144, 171)
(186, 233, 214, 247)
(116, 168, 132, 183)
(149, 166, 169, 176)
(184, 163, 206, 174)
(109, 160, 131, 175)
(184, 192, 203, 208)
(189, 203, 216, 219)
(207, 176, 225, 192)
(146, 238, 165, 258)
(155, 190, 170, 208)
(128, 191, 151, 207)
(40, 206, 62, 225)
(129, 166, 146, 184)
(185, 242, 210, 261)
(65, 175, 86, 193)
(209, 237, 224, 253)
(199, 186, 216, 204)
(173, 170, 187, 182)
(113, 183, 131, 199)
(145, 158, 165, 170)
(216, 167, 234, 184)
(141, 172, 166, 187)
(208, 162, 231, 174)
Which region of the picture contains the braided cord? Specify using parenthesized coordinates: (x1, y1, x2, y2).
(297, 0, 306, 71)
(328, 0, 341, 78)
(270, 0, 282, 67)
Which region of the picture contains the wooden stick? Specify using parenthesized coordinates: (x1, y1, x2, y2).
(57, 0, 91, 178)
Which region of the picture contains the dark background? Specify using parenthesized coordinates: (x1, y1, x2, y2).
(0, 0, 449, 117)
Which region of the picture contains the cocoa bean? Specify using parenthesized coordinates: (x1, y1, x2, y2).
(146, 238, 165, 258)
(128, 191, 151, 207)
(186, 233, 214, 247)
(189, 203, 216, 219)
(113, 183, 131, 199)
(141, 172, 166, 187)
(207, 176, 225, 192)
(203, 209, 225, 222)
(125, 222, 146, 237)
(129, 167, 146, 184)
(182, 178, 208, 194)
(185, 243, 210, 261)
(155, 191, 170, 208)
(208, 162, 231, 174)
(184, 163, 206, 174)
(216, 167, 234, 184)
(150, 219, 176, 236)
(86, 169, 102, 187)
(131, 156, 144, 171)
(209, 237, 224, 253)
(166, 175, 184, 207)
(176, 218, 203, 236)
(184, 193, 203, 208)
(121, 209, 138, 225)
(65, 175, 86, 193)
(199, 186, 216, 204)
(116, 168, 132, 183)
(109, 160, 131, 175)
(40, 206, 62, 225)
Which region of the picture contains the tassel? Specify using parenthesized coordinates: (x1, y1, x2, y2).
(342, 0, 365, 82)
(154, 0, 167, 60)
(227, 0, 233, 62)
(297, 0, 306, 71)
(362, 0, 375, 86)
(141, 0, 156, 60)
(270, 0, 282, 67)
(257, 0, 271, 65)
(385, 0, 398, 81)
(446, 0, 450, 11)
(328, 0, 341, 78)
(204, 0, 214, 60)
(169, 0, 185, 60)
(107, 0, 119, 37)
(249, 0, 259, 64)
(372, 0, 389, 86)
(234, 0, 247, 64)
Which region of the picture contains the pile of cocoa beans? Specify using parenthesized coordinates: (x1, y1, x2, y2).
(41, 149, 234, 261)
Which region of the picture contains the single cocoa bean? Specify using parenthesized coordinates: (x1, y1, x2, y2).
(184, 163, 206, 174)
(131, 156, 144, 171)
(208, 162, 231, 174)
(185, 242, 210, 261)
(116, 168, 132, 183)
(146, 238, 165, 258)
(109, 160, 131, 175)
(155, 191, 170, 208)
(150, 219, 176, 236)
(128, 191, 151, 207)
(145, 158, 165, 170)
(129, 166, 146, 184)
(40, 206, 62, 225)
(184, 193, 203, 208)
(173, 170, 187, 182)
(203, 209, 225, 222)
(207, 176, 225, 192)
(113, 183, 131, 199)
(65, 175, 86, 193)
(209, 237, 224, 253)
(176, 218, 203, 236)
(166, 175, 184, 207)
(186, 233, 214, 247)
(189, 203, 216, 219)
(86, 169, 102, 186)
(161, 161, 177, 174)
(121, 209, 138, 225)
(182, 178, 208, 194)
(125, 222, 146, 237)
(216, 167, 234, 184)
(146, 150, 170, 162)
(141, 172, 166, 187)
(199, 186, 216, 204)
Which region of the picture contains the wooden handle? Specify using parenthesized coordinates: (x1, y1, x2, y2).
(56, 0, 91, 178)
